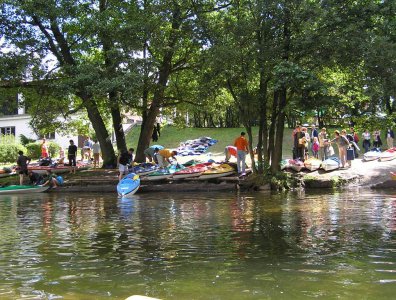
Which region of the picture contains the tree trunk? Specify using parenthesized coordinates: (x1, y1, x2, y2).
(83, 97, 117, 167)
(110, 94, 127, 153)
(271, 88, 287, 173)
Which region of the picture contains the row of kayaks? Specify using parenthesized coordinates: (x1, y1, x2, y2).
(145, 162, 235, 181)
(363, 147, 396, 162)
(1, 161, 91, 178)
(117, 162, 236, 198)
(281, 157, 341, 172)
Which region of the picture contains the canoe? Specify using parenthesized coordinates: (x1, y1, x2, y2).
(321, 157, 340, 171)
(198, 164, 235, 180)
(378, 147, 396, 162)
(289, 159, 305, 172)
(363, 149, 381, 161)
(117, 173, 140, 198)
(0, 185, 50, 194)
(304, 158, 322, 171)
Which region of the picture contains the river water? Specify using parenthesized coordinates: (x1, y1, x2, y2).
(0, 189, 395, 300)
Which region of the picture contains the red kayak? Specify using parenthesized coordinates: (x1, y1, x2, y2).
(172, 165, 208, 179)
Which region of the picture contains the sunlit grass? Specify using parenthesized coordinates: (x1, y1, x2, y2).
(126, 125, 295, 158)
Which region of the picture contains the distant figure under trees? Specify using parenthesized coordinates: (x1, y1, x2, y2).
(152, 126, 158, 142)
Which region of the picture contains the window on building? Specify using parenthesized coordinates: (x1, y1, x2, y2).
(42, 132, 56, 140)
(0, 126, 16, 136)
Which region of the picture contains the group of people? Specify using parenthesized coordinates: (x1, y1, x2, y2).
(17, 150, 63, 187)
(360, 128, 394, 152)
(117, 145, 178, 181)
(82, 137, 101, 168)
(292, 124, 395, 169)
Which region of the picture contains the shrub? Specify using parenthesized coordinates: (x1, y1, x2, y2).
(48, 141, 61, 157)
(0, 144, 27, 164)
(19, 134, 36, 146)
(25, 142, 41, 159)
(25, 141, 61, 159)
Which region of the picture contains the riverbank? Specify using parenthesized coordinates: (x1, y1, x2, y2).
(1, 153, 395, 193)
(51, 155, 396, 193)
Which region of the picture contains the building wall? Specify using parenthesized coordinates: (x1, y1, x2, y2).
(0, 114, 36, 139)
(0, 114, 78, 149)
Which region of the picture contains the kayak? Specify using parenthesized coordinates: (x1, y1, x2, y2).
(198, 164, 235, 180)
(145, 169, 173, 181)
(172, 165, 207, 179)
(378, 147, 396, 162)
(289, 159, 305, 172)
(363, 148, 381, 161)
(117, 173, 140, 198)
(321, 157, 340, 171)
(27, 165, 70, 175)
(0, 185, 50, 194)
(304, 158, 322, 172)
(129, 162, 158, 175)
(280, 159, 290, 170)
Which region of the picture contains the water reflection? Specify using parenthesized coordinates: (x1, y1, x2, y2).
(0, 190, 395, 299)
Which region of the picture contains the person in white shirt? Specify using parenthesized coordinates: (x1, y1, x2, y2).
(92, 140, 101, 168)
(362, 129, 371, 153)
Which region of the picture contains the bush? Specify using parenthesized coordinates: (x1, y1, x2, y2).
(48, 141, 61, 157)
(19, 134, 36, 146)
(0, 144, 27, 164)
(25, 142, 41, 159)
(25, 141, 61, 159)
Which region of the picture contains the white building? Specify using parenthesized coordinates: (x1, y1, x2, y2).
(0, 93, 79, 148)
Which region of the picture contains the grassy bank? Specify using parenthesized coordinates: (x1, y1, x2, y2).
(126, 126, 295, 158)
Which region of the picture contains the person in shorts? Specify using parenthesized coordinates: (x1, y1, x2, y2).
(118, 150, 130, 181)
(92, 140, 101, 168)
(17, 150, 31, 185)
(68, 139, 78, 174)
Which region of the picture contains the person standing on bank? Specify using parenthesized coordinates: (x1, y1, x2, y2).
(152, 126, 158, 142)
(385, 128, 394, 149)
(318, 127, 328, 160)
(362, 129, 371, 153)
(156, 122, 161, 137)
(310, 125, 318, 157)
(92, 140, 101, 168)
(17, 150, 31, 185)
(331, 130, 350, 168)
(68, 139, 78, 174)
(234, 132, 249, 176)
(41, 138, 49, 158)
(118, 150, 130, 181)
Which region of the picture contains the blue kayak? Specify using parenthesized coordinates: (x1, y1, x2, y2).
(117, 173, 140, 198)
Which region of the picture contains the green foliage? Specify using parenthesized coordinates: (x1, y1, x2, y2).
(25, 141, 61, 159)
(0, 134, 16, 145)
(0, 144, 27, 164)
(48, 141, 61, 158)
(19, 134, 36, 146)
(25, 143, 41, 159)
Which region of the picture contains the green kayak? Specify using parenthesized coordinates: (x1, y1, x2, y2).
(0, 185, 50, 194)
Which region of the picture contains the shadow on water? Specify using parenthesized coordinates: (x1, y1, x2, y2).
(0, 189, 395, 299)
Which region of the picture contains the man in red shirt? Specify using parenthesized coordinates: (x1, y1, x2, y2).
(234, 132, 249, 175)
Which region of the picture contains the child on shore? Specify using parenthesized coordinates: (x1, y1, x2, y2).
(312, 137, 320, 159)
